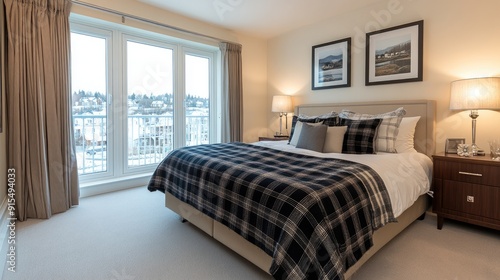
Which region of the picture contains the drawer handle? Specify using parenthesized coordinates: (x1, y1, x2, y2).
(458, 171, 483, 177)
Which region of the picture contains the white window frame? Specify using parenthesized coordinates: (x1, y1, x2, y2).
(181, 47, 219, 145)
(122, 34, 178, 175)
(70, 23, 114, 183)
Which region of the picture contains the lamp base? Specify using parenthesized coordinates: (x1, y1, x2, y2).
(476, 150, 486, 156)
(470, 145, 486, 156)
(469, 111, 479, 156)
(471, 143, 479, 156)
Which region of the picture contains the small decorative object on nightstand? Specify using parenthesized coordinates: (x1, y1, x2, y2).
(444, 138, 465, 154)
(456, 143, 471, 157)
(490, 140, 500, 161)
(432, 153, 500, 231)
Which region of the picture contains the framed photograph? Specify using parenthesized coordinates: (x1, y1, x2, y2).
(445, 138, 465, 154)
(312, 37, 351, 90)
(365, 20, 423, 86)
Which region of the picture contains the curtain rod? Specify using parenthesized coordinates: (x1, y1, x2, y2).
(71, 0, 241, 46)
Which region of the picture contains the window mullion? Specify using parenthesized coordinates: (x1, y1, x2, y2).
(173, 46, 185, 149)
(111, 31, 125, 177)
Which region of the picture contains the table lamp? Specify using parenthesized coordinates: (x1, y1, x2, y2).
(271, 95, 293, 136)
(449, 77, 500, 155)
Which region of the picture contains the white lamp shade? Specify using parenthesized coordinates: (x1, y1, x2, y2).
(450, 77, 500, 110)
(271, 95, 293, 113)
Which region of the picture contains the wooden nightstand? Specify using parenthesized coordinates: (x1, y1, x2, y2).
(258, 136, 289, 141)
(432, 153, 500, 230)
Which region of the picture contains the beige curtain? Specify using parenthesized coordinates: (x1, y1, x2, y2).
(219, 42, 243, 142)
(4, 0, 79, 221)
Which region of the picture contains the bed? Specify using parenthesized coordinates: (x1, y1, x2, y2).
(148, 100, 435, 279)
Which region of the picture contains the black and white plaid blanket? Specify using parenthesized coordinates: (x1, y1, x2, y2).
(148, 142, 395, 280)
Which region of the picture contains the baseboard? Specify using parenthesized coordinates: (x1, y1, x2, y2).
(0, 197, 9, 274)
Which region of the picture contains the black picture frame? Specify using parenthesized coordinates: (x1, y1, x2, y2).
(445, 138, 465, 154)
(365, 20, 423, 86)
(312, 37, 351, 90)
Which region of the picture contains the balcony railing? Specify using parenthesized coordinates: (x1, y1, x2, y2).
(73, 114, 209, 175)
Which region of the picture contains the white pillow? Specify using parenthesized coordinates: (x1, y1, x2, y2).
(323, 126, 348, 153)
(289, 121, 323, 146)
(395, 116, 420, 153)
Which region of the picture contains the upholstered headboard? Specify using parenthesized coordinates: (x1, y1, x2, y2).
(295, 100, 436, 157)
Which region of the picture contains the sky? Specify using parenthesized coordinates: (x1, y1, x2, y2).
(71, 33, 106, 94)
(375, 34, 411, 53)
(70, 32, 209, 98)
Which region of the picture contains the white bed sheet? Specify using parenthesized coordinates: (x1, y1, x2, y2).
(253, 140, 432, 218)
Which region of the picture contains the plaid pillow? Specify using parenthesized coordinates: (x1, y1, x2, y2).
(339, 107, 406, 153)
(318, 113, 339, 127)
(340, 118, 382, 154)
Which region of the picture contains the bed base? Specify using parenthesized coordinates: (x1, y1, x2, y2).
(166, 192, 430, 279)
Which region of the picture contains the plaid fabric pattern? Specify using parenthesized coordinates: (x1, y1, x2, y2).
(339, 107, 406, 153)
(148, 142, 395, 280)
(340, 118, 382, 154)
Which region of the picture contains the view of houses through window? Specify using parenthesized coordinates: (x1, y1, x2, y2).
(70, 19, 217, 185)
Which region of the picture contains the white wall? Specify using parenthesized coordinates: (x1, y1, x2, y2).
(239, 35, 269, 142)
(73, 0, 269, 143)
(267, 0, 500, 153)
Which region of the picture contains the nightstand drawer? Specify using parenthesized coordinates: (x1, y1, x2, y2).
(434, 160, 500, 187)
(442, 180, 500, 221)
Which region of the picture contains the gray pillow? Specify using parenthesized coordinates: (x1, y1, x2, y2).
(296, 123, 327, 152)
(289, 121, 324, 146)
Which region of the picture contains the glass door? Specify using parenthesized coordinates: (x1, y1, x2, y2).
(126, 39, 174, 168)
(185, 53, 211, 146)
(71, 31, 110, 176)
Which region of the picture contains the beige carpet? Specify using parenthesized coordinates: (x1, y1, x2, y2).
(2, 187, 499, 280)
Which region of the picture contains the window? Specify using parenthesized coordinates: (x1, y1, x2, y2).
(71, 29, 110, 176)
(185, 53, 211, 147)
(126, 39, 174, 167)
(70, 16, 219, 189)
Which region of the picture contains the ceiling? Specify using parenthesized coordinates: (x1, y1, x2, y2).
(139, 0, 385, 39)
